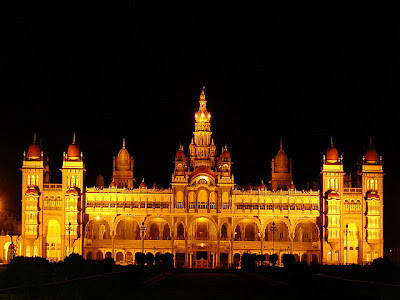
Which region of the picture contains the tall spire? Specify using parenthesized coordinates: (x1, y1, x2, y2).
(33, 132, 37, 144)
(194, 86, 211, 130)
(72, 132, 76, 144)
(123, 138, 126, 149)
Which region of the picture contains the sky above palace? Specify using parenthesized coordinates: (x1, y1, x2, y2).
(1, 2, 399, 246)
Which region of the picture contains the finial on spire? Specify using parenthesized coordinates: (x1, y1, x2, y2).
(280, 139, 283, 150)
(123, 138, 126, 149)
(72, 133, 76, 144)
(369, 137, 373, 147)
(33, 132, 37, 144)
(330, 136, 333, 147)
(201, 85, 205, 95)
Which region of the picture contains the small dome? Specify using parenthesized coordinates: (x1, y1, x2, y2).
(27, 143, 41, 160)
(325, 137, 339, 163)
(139, 178, 147, 188)
(110, 180, 116, 188)
(221, 147, 230, 159)
(27, 133, 41, 160)
(260, 180, 266, 190)
(364, 145, 378, 164)
(67, 144, 81, 159)
(67, 134, 80, 159)
(326, 146, 339, 162)
(175, 147, 185, 160)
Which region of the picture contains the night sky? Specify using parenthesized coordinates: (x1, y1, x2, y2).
(1, 3, 399, 247)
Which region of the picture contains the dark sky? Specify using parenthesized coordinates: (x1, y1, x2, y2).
(1, 2, 399, 247)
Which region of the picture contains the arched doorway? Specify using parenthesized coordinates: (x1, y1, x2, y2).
(46, 219, 61, 262)
(221, 223, 228, 240)
(163, 224, 171, 240)
(294, 221, 319, 242)
(177, 223, 185, 239)
(265, 220, 290, 242)
(344, 223, 359, 264)
(115, 218, 140, 240)
(149, 223, 160, 240)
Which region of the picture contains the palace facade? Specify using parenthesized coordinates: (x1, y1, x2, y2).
(2, 88, 384, 267)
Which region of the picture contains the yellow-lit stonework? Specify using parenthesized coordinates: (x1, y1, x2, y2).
(8, 88, 384, 267)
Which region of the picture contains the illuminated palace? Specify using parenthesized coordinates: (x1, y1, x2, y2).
(5, 87, 384, 267)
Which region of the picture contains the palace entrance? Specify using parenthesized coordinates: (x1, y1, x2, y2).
(191, 250, 216, 268)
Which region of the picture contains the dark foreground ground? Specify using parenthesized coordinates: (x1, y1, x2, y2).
(1, 268, 400, 300)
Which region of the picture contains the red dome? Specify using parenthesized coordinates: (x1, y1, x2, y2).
(221, 148, 230, 159)
(27, 143, 41, 160)
(110, 181, 116, 188)
(364, 148, 378, 164)
(67, 144, 80, 159)
(259, 180, 266, 190)
(175, 148, 185, 160)
(139, 178, 147, 188)
(326, 146, 339, 162)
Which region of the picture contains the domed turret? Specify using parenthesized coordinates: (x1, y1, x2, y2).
(325, 137, 339, 163)
(364, 138, 378, 164)
(27, 133, 42, 160)
(139, 178, 147, 189)
(221, 145, 231, 160)
(175, 145, 185, 160)
(67, 133, 81, 160)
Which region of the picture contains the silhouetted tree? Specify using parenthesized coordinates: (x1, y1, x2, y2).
(135, 252, 146, 266)
(145, 253, 155, 266)
(268, 254, 279, 266)
(282, 254, 296, 268)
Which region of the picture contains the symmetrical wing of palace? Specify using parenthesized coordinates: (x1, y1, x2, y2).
(1, 87, 384, 267)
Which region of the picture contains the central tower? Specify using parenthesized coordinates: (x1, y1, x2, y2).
(189, 86, 216, 169)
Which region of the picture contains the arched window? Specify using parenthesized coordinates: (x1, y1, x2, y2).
(177, 223, 185, 239)
(221, 224, 228, 240)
